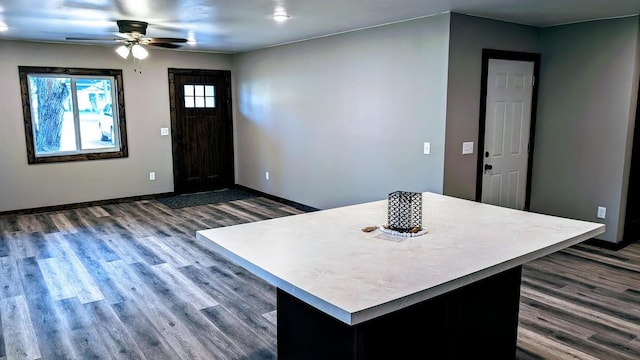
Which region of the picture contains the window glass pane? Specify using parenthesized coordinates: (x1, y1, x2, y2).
(185, 96, 195, 108)
(205, 85, 215, 97)
(77, 79, 116, 149)
(59, 111, 78, 152)
(194, 85, 204, 97)
(27, 76, 77, 155)
(195, 97, 205, 108)
(205, 97, 215, 108)
(184, 85, 194, 96)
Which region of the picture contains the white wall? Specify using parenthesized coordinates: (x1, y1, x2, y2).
(531, 17, 640, 243)
(233, 14, 451, 209)
(0, 40, 231, 212)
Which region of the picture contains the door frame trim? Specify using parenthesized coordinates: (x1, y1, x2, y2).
(167, 68, 234, 194)
(475, 49, 541, 210)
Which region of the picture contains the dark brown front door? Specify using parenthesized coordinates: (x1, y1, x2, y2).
(168, 69, 233, 194)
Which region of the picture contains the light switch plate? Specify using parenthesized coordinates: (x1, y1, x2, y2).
(462, 142, 474, 155)
(160, 127, 169, 136)
(423, 142, 431, 155)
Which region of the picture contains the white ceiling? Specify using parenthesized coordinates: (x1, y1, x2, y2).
(1, 0, 640, 53)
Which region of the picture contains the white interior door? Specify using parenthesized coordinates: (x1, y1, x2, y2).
(481, 59, 534, 210)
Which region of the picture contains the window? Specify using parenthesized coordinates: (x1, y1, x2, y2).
(184, 84, 215, 108)
(18, 66, 128, 164)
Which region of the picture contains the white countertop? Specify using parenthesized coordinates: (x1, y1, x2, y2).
(196, 192, 604, 325)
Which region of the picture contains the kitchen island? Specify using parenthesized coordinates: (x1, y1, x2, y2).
(196, 192, 604, 359)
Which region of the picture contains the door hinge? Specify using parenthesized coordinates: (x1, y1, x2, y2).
(532, 76, 535, 87)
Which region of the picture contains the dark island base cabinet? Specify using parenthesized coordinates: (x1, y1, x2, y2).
(277, 265, 523, 360)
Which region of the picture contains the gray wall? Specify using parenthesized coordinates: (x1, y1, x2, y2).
(530, 17, 640, 243)
(233, 14, 451, 209)
(2, 14, 639, 244)
(0, 40, 232, 212)
(444, 13, 541, 200)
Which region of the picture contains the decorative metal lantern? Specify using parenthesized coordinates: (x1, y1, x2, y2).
(387, 191, 422, 232)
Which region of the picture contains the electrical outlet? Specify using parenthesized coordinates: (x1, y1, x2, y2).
(265, 171, 270, 180)
(149, 172, 156, 181)
(160, 127, 169, 136)
(423, 142, 431, 155)
(597, 206, 606, 219)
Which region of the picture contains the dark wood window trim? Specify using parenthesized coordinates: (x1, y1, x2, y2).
(18, 66, 129, 164)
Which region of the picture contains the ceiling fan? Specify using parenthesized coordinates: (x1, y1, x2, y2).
(66, 20, 189, 59)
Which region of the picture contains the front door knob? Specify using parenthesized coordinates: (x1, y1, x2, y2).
(484, 164, 493, 171)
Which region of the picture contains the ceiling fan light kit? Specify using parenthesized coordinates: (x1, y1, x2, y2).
(115, 44, 130, 59)
(131, 44, 148, 59)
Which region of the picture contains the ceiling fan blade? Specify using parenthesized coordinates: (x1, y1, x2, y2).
(65, 37, 124, 42)
(147, 37, 188, 44)
(148, 42, 183, 49)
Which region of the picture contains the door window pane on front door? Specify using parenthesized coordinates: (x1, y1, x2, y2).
(184, 84, 215, 108)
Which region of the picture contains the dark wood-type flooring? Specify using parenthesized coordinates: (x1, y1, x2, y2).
(0, 196, 638, 359)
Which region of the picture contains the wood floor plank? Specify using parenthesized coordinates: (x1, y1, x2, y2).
(16, 256, 78, 359)
(0, 303, 5, 359)
(0, 295, 41, 360)
(100, 232, 149, 265)
(520, 317, 638, 360)
(48, 213, 78, 234)
(0, 256, 23, 300)
(566, 245, 640, 272)
(150, 262, 218, 310)
(201, 304, 276, 359)
(0, 234, 9, 258)
(87, 206, 111, 218)
(0, 215, 20, 234)
(522, 287, 639, 335)
(68, 231, 121, 263)
(45, 233, 105, 304)
(517, 326, 601, 360)
(178, 264, 278, 346)
(16, 215, 44, 234)
(519, 294, 636, 341)
(178, 264, 277, 320)
(141, 236, 192, 268)
(110, 299, 182, 360)
(114, 261, 217, 360)
(262, 309, 277, 326)
(101, 259, 192, 360)
(522, 277, 640, 327)
(112, 216, 155, 238)
(526, 256, 631, 293)
(152, 235, 219, 268)
(5, 232, 37, 260)
(83, 300, 148, 360)
(518, 301, 597, 340)
(37, 257, 78, 301)
(62, 232, 128, 305)
(54, 297, 114, 359)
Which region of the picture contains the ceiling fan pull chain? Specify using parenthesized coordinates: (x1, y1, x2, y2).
(133, 57, 143, 74)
